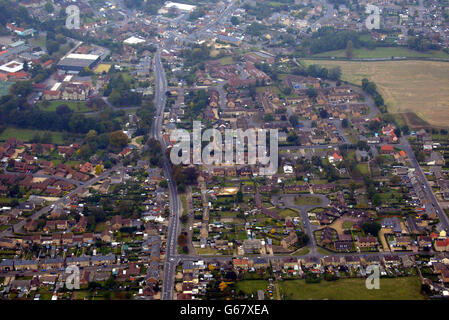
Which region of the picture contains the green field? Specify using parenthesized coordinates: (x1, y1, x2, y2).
(312, 47, 449, 59)
(294, 196, 322, 206)
(302, 59, 449, 127)
(279, 277, 425, 300)
(0, 81, 13, 97)
(0, 127, 65, 144)
(38, 100, 90, 113)
(236, 280, 269, 296)
(219, 56, 234, 65)
(356, 163, 370, 176)
(277, 208, 300, 218)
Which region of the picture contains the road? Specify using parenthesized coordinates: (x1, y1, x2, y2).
(151, 47, 182, 300)
(155, 0, 238, 299)
(400, 136, 449, 231)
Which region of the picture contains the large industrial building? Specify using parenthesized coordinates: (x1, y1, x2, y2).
(158, 1, 196, 14)
(56, 53, 100, 73)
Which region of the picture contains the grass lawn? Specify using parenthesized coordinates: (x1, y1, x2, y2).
(356, 163, 370, 176)
(302, 59, 449, 127)
(236, 280, 269, 296)
(292, 246, 310, 256)
(312, 47, 449, 59)
(196, 247, 219, 255)
(0, 127, 64, 144)
(277, 208, 300, 219)
(219, 56, 234, 65)
(38, 100, 90, 113)
(342, 221, 353, 229)
(181, 194, 188, 216)
(294, 196, 322, 206)
(279, 277, 425, 300)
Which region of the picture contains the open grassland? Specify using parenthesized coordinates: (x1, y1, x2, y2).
(38, 100, 90, 113)
(0, 128, 64, 144)
(236, 280, 269, 296)
(303, 60, 449, 127)
(312, 47, 449, 59)
(279, 277, 425, 300)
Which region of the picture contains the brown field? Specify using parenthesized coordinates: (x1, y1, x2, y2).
(303, 60, 449, 127)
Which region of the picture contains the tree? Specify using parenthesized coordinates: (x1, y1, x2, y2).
(306, 88, 317, 99)
(236, 189, 243, 203)
(159, 180, 168, 188)
(219, 281, 228, 292)
(177, 232, 187, 247)
(328, 67, 341, 81)
(230, 16, 239, 26)
(44, 1, 54, 13)
(95, 164, 103, 175)
(345, 40, 354, 59)
(362, 222, 381, 236)
(109, 130, 128, 148)
(289, 115, 299, 128)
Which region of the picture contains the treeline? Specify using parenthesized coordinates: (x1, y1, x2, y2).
(298, 27, 380, 55)
(242, 0, 304, 21)
(0, 0, 33, 27)
(180, 44, 211, 67)
(292, 63, 342, 81)
(407, 35, 442, 52)
(361, 78, 385, 111)
(104, 73, 142, 107)
(123, 0, 165, 15)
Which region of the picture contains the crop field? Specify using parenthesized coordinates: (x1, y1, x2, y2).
(303, 60, 449, 127)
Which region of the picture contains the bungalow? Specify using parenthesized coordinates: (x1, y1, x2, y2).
(380, 145, 394, 154)
(435, 238, 449, 252)
(281, 231, 298, 249)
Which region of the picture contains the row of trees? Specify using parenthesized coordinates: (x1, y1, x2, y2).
(361, 78, 385, 110)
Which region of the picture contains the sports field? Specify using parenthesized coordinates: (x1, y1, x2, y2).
(303, 59, 449, 127)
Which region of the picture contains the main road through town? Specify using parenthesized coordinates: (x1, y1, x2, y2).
(152, 47, 182, 300)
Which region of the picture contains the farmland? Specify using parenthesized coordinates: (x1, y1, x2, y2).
(302, 59, 449, 127)
(279, 277, 425, 300)
(312, 47, 449, 59)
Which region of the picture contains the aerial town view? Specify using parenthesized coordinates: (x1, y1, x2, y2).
(0, 0, 449, 310)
